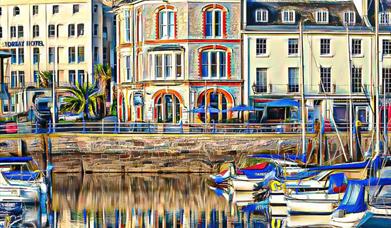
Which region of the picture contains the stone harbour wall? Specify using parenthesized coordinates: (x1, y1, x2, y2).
(0, 132, 373, 173)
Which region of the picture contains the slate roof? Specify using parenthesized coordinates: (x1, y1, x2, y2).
(367, 0, 391, 30)
(245, 0, 367, 30)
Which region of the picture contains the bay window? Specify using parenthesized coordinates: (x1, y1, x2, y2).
(150, 52, 183, 79)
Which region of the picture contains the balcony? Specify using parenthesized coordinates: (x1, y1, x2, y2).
(252, 83, 300, 94)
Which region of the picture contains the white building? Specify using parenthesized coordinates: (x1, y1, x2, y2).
(242, 0, 375, 131)
(0, 0, 115, 114)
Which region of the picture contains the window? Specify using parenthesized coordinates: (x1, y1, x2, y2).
(320, 39, 331, 55)
(383, 39, 391, 55)
(69, 70, 76, 85)
(33, 71, 39, 83)
(103, 47, 107, 63)
(201, 51, 226, 78)
(383, 68, 391, 93)
(18, 71, 24, 87)
(48, 47, 55, 63)
(68, 47, 76, 63)
(351, 39, 362, 56)
(77, 24, 84, 36)
(53, 5, 59, 14)
(351, 67, 362, 93)
(17, 26, 23, 38)
(10, 26, 16, 38)
(11, 71, 17, 88)
(282, 10, 295, 23)
(136, 12, 142, 42)
(18, 48, 24, 64)
(78, 70, 84, 85)
(255, 9, 268, 23)
(288, 38, 298, 55)
(33, 48, 40, 64)
(10, 49, 16, 64)
(77, 47, 84, 63)
(33, 25, 39, 38)
(316, 10, 329, 24)
(68, 24, 75, 37)
(343, 11, 355, 25)
(125, 56, 132, 81)
(103, 27, 108, 40)
(33, 5, 38, 15)
(380, 12, 391, 25)
(94, 4, 98, 13)
(255, 68, 267, 93)
(124, 10, 130, 42)
(320, 67, 331, 93)
(152, 52, 183, 79)
(48, 25, 55, 37)
(94, 24, 98, 36)
(13, 7, 20, 16)
(205, 9, 222, 37)
(159, 10, 175, 39)
(176, 53, 182, 77)
(288, 68, 299, 92)
(256, 38, 267, 55)
(73, 4, 79, 14)
(0, 7, 2, 16)
(94, 47, 99, 63)
(0, 27, 2, 38)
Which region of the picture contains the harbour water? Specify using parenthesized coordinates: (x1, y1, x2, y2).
(49, 174, 272, 227)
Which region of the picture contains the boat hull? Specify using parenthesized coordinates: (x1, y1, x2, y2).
(330, 212, 366, 227)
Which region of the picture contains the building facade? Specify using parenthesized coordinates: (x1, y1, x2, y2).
(0, 0, 115, 114)
(115, 0, 241, 123)
(243, 0, 375, 128)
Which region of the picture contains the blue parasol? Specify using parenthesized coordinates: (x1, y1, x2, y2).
(230, 104, 264, 112)
(189, 105, 225, 114)
(265, 98, 300, 107)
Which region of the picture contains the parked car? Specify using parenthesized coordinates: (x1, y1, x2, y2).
(0, 121, 18, 134)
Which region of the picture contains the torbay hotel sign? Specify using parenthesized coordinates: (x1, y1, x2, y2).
(0, 41, 44, 48)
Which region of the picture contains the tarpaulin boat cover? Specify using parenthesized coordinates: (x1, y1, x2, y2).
(0, 157, 33, 162)
(242, 163, 277, 179)
(327, 173, 347, 194)
(242, 162, 269, 170)
(2, 171, 39, 181)
(285, 170, 321, 181)
(336, 178, 391, 214)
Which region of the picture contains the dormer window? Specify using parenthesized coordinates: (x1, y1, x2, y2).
(282, 10, 295, 24)
(380, 12, 391, 25)
(255, 9, 268, 23)
(343, 11, 356, 25)
(316, 10, 329, 24)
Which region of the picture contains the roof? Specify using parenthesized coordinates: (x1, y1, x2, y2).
(367, 0, 391, 31)
(245, 0, 366, 30)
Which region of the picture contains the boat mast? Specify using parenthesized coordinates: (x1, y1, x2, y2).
(375, 0, 381, 157)
(300, 20, 306, 162)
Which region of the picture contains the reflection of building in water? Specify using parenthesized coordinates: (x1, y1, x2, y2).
(52, 174, 254, 227)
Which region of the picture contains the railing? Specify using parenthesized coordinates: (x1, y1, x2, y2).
(0, 121, 371, 135)
(252, 84, 371, 95)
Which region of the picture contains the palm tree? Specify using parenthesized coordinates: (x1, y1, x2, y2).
(94, 64, 112, 116)
(38, 71, 52, 88)
(60, 83, 103, 120)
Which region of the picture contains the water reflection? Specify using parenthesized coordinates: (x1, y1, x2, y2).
(50, 174, 271, 227)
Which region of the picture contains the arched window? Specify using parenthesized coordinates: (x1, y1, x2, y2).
(197, 89, 234, 123)
(13, 7, 20, 16)
(202, 4, 227, 38)
(199, 45, 231, 79)
(155, 5, 176, 39)
(153, 90, 183, 123)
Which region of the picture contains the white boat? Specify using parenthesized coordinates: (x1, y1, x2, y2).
(286, 214, 331, 227)
(230, 177, 261, 191)
(0, 172, 41, 203)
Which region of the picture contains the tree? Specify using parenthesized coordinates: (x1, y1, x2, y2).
(94, 64, 112, 116)
(60, 83, 103, 120)
(38, 71, 53, 88)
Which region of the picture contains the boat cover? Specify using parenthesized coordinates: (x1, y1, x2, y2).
(285, 170, 320, 181)
(327, 173, 347, 194)
(242, 163, 277, 179)
(2, 171, 40, 181)
(241, 200, 269, 213)
(336, 178, 391, 214)
(0, 157, 33, 163)
(242, 162, 268, 170)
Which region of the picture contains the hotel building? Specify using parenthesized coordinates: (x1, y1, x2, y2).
(114, 0, 242, 123)
(0, 0, 115, 114)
